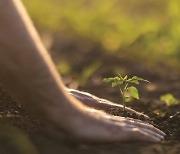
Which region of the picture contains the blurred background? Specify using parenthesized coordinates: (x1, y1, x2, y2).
(22, 0, 180, 91)
(0, 1, 180, 152)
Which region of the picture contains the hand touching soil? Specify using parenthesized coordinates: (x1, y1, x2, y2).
(67, 89, 149, 119)
(44, 95, 165, 142)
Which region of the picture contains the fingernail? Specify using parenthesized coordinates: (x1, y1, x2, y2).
(161, 131, 166, 136)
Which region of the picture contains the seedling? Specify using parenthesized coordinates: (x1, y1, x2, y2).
(103, 74, 150, 111)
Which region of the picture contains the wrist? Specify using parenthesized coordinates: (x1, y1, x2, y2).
(39, 90, 88, 132)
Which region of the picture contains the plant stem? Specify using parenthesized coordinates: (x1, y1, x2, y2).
(122, 93, 125, 111)
(119, 82, 129, 112)
(119, 87, 125, 112)
(122, 83, 128, 111)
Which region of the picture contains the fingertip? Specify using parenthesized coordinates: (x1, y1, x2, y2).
(155, 128, 166, 136)
(162, 131, 166, 136)
(144, 114, 150, 120)
(147, 135, 162, 143)
(159, 134, 164, 140)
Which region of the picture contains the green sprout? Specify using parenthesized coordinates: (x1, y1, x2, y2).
(103, 74, 150, 111)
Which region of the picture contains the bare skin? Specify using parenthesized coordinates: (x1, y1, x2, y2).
(0, 0, 165, 142)
(67, 88, 149, 119)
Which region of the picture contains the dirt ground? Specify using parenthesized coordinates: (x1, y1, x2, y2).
(0, 36, 179, 154)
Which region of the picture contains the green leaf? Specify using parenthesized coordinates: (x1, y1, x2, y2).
(118, 80, 124, 85)
(102, 78, 115, 83)
(125, 97, 131, 102)
(123, 75, 128, 81)
(114, 77, 121, 81)
(118, 73, 123, 80)
(128, 79, 139, 84)
(112, 82, 119, 87)
(132, 76, 150, 83)
(128, 86, 139, 99)
(103, 76, 123, 87)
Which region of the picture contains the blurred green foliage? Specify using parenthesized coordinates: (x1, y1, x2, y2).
(0, 124, 38, 154)
(81, 60, 102, 82)
(160, 93, 180, 106)
(22, 0, 180, 68)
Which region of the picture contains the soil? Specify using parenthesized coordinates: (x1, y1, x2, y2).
(0, 36, 179, 154)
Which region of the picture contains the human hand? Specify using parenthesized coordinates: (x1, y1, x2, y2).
(44, 88, 165, 142)
(65, 106, 165, 142)
(67, 88, 149, 119)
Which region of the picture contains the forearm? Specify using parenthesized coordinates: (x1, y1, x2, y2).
(0, 0, 83, 121)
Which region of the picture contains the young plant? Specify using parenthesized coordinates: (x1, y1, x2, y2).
(103, 74, 150, 111)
